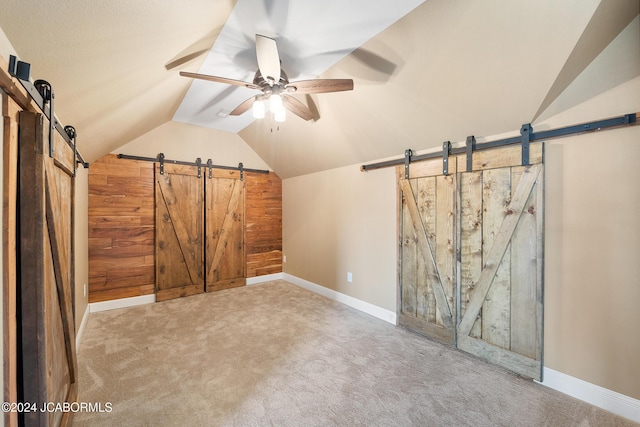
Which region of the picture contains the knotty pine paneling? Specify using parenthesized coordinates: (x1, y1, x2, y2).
(88, 154, 155, 302)
(245, 171, 283, 277)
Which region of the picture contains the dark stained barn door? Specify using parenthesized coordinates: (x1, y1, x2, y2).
(155, 165, 247, 300)
(19, 111, 78, 426)
(206, 170, 246, 292)
(155, 163, 204, 301)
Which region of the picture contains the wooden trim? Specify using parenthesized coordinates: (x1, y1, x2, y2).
(2, 89, 19, 427)
(155, 284, 202, 302)
(458, 335, 541, 379)
(398, 313, 454, 344)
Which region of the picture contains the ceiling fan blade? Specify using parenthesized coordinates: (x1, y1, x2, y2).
(166, 49, 209, 70)
(180, 71, 261, 90)
(282, 95, 316, 121)
(165, 28, 222, 70)
(255, 34, 281, 83)
(286, 79, 354, 94)
(230, 96, 257, 116)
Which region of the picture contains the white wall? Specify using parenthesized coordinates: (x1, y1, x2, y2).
(283, 164, 397, 311)
(282, 19, 640, 402)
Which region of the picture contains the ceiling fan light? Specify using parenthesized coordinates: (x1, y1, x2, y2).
(253, 99, 266, 119)
(270, 93, 284, 114)
(274, 109, 286, 122)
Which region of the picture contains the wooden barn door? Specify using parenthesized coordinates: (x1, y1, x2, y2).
(397, 158, 457, 344)
(19, 111, 78, 426)
(205, 170, 246, 292)
(397, 143, 544, 380)
(457, 145, 544, 380)
(155, 164, 204, 301)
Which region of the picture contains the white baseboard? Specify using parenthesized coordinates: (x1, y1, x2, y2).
(283, 273, 397, 325)
(539, 367, 640, 423)
(247, 272, 284, 285)
(76, 304, 90, 350)
(89, 294, 156, 313)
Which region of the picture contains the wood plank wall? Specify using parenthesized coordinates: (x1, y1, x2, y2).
(88, 155, 155, 302)
(245, 171, 283, 277)
(88, 156, 283, 302)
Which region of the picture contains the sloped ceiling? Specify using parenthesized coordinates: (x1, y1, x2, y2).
(0, 0, 638, 178)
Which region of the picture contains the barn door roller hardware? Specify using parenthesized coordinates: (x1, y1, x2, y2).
(403, 149, 412, 179)
(361, 112, 638, 173)
(521, 123, 532, 166)
(465, 136, 476, 172)
(442, 141, 451, 175)
(238, 163, 244, 181)
(118, 153, 270, 177)
(7, 55, 88, 168)
(33, 79, 55, 157)
(64, 126, 78, 176)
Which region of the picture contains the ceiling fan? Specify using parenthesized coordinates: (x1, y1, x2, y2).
(180, 34, 354, 122)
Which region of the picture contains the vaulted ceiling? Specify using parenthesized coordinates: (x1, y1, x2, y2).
(0, 0, 638, 178)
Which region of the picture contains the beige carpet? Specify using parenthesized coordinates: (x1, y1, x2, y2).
(73, 280, 636, 426)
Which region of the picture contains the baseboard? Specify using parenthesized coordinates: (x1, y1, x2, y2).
(89, 294, 156, 313)
(247, 272, 284, 285)
(76, 304, 90, 350)
(282, 273, 397, 325)
(538, 367, 640, 423)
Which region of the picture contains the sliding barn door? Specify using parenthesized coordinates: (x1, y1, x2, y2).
(397, 144, 544, 380)
(19, 111, 78, 426)
(457, 145, 544, 380)
(206, 170, 246, 291)
(155, 164, 204, 301)
(398, 158, 457, 344)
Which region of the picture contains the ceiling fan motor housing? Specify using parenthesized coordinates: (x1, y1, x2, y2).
(253, 69, 289, 90)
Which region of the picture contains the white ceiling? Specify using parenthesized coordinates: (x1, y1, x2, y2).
(173, 0, 424, 132)
(0, 0, 638, 178)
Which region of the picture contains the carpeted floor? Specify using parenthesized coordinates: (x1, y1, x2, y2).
(73, 280, 636, 426)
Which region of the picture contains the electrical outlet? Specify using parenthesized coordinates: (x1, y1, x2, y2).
(83, 283, 87, 297)
(283, 255, 287, 263)
(347, 272, 353, 283)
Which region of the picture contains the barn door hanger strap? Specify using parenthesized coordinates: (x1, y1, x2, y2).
(466, 136, 476, 172)
(442, 141, 451, 175)
(33, 79, 55, 158)
(404, 149, 412, 179)
(521, 123, 532, 166)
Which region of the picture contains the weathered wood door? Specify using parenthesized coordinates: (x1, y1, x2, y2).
(457, 145, 544, 380)
(205, 170, 246, 291)
(155, 164, 204, 301)
(398, 144, 544, 380)
(19, 111, 78, 426)
(397, 158, 457, 344)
